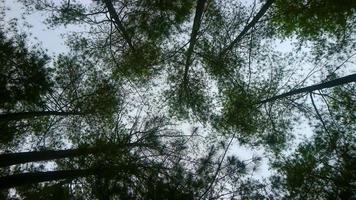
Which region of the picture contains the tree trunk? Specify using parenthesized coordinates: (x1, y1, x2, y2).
(0, 169, 95, 189)
(0, 147, 98, 168)
(183, 0, 207, 84)
(220, 0, 275, 56)
(259, 73, 356, 104)
(0, 111, 84, 122)
(103, 0, 134, 50)
(0, 142, 148, 167)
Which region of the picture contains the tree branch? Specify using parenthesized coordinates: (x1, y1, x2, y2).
(309, 93, 329, 134)
(199, 135, 235, 199)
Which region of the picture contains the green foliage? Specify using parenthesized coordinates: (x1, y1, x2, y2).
(165, 72, 212, 122)
(50, 3, 87, 26)
(0, 31, 53, 144)
(16, 183, 72, 200)
(271, 85, 356, 199)
(0, 31, 52, 111)
(127, 0, 194, 42)
(114, 42, 162, 82)
(202, 48, 237, 79)
(53, 54, 121, 116)
(219, 86, 259, 135)
(271, 0, 356, 39)
(330, 85, 356, 125)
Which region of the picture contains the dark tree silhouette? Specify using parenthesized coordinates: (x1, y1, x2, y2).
(259, 73, 356, 104)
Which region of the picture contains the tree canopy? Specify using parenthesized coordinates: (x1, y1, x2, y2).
(1, 0, 355, 199)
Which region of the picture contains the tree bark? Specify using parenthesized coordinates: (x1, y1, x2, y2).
(220, 0, 275, 56)
(0, 111, 84, 122)
(259, 73, 356, 104)
(103, 0, 135, 50)
(183, 0, 207, 84)
(0, 169, 95, 189)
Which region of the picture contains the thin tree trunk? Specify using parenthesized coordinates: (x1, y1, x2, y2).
(0, 147, 98, 167)
(0, 142, 149, 168)
(0, 169, 95, 189)
(0, 162, 143, 189)
(259, 73, 356, 104)
(220, 0, 275, 56)
(0, 111, 84, 122)
(183, 0, 207, 84)
(103, 0, 135, 50)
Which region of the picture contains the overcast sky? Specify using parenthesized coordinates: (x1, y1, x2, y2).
(4, 0, 75, 55)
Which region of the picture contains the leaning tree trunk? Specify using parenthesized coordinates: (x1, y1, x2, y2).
(0, 147, 99, 168)
(183, 0, 207, 84)
(220, 0, 275, 56)
(259, 73, 356, 104)
(0, 169, 96, 189)
(0, 163, 142, 189)
(0, 142, 148, 168)
(103, 0, 134, 50)
(0, 111, 84, 122)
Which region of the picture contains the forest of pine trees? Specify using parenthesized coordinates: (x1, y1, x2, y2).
(0, 0, 355, 199)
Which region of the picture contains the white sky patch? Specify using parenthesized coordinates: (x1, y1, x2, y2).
(4, 0, 90, 56)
